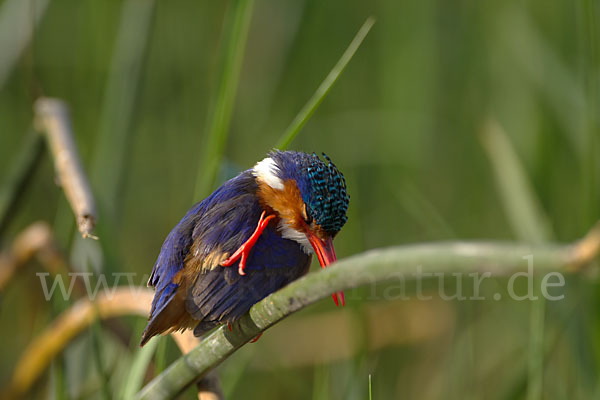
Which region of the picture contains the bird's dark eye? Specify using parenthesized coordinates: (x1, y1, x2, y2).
(302, 203, 313, 224)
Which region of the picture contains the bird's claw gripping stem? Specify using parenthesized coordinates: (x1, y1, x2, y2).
(221, 211, 275, 275)
(226, 322, 263, 343)
(249, 332, 263, 343)
(332, 291, 345, 307)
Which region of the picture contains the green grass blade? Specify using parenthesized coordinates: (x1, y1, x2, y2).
(0, 0, 50, 89)
(90, 321, 111, 400)
(50, 358, 68, 400)
(311, 364, 330, 400)
(0, 130, 43, 236)
(193, 0, 255, 201)
(395, 182, 456, 238)
(481, 119, 554, 400)
(91, 0, 156, 219)
(276, 17, 375, 150)
(120, 338, 160, 400)
(153, 335, 168, 374)
(480, 119, 552, 243)
(221, 346, 255, 398)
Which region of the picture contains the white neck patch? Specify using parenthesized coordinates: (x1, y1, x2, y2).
(278, 220, 312, 254)
(253, 157, 284, 190)
(253, 156, 312, 254)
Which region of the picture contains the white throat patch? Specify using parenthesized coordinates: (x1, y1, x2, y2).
(253, 156, 312, 254)
(278, 220, 312, 254)
(252, 157, 284, 190)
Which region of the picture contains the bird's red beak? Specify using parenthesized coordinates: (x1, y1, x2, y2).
(306, 232, 345, 307)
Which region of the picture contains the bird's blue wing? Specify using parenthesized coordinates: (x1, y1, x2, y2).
(146, 169, 311, 340)
(146, 202, 200, 319)
(146, 170, 260, 323)
(186, 222, 311, 335)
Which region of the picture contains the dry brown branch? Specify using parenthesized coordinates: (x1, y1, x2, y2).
(570, 221, 600, 270)
(0, 222, 219, 399)
(0, 221, 69, 291)
(34, 97, 98, 239)
(4, 288, 199, 399)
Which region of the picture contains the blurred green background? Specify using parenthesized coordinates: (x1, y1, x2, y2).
(1, 0, 599, 398)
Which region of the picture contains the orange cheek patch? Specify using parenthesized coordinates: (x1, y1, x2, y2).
(257, 179, 305, 232)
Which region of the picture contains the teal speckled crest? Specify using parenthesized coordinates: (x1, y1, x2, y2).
(305, 153, 349, 234)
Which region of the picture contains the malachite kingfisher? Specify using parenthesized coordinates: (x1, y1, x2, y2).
(140, 151, 350, 346)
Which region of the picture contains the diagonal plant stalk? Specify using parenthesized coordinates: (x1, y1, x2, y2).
(136, 222, 600, 399)
(193, 0, 255, 201)
(276, 17, 375, 151)
(481, 120, 552, 243)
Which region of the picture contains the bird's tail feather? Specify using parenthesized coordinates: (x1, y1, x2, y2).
(140, 289, 196, 346)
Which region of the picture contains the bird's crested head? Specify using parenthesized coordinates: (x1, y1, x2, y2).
(252, 150, 349, 267)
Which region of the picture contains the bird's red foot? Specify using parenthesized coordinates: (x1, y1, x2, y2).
(332, 291, 346, 307)
(249, 333, 263, 343)
(221, 211, 276, 275)
(226, 323, 262, 343)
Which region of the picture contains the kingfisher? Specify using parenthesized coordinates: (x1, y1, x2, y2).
(140, 150, 350, 346)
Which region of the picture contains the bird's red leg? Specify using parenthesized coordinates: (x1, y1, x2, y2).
(331, 291, 346, 307)
(249, 332, 263, 343)
(226, 322, 261, 342)
(221, 211, 276, 276)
